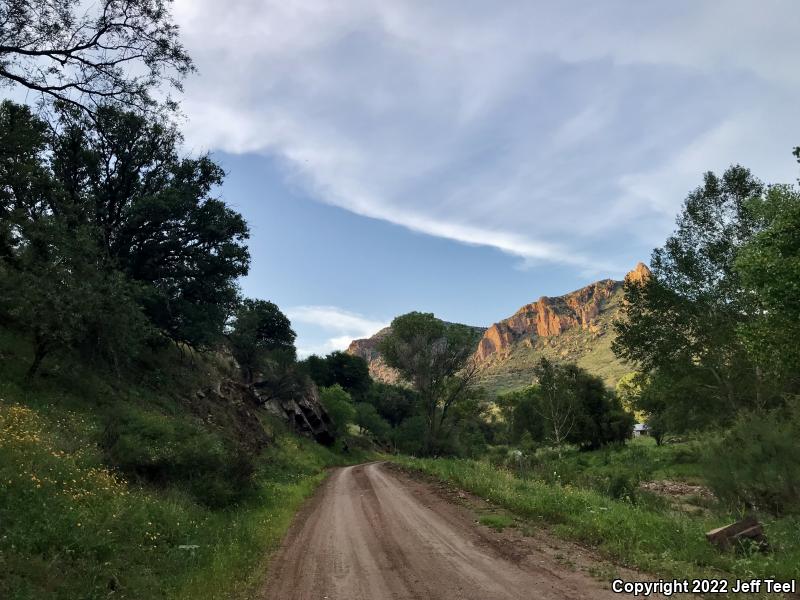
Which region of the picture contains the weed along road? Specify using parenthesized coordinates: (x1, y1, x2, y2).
(261, 462, 631, 600)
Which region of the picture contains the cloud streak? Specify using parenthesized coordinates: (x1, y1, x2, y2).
(173, 0, 800, 273)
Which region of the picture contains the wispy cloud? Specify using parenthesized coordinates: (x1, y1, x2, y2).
(174, 0, 800, 273)
(285, 305, 388, 358)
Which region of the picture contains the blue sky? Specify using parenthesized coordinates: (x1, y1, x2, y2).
(171, 1, 800, 356)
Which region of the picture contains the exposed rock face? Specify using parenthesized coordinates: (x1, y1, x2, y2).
(191, 379, 273, 453)
(475, 278, 621, 362)
(625, 262, 652, 285)
(347, 327, 403, 385)
(253, 381, 335, 446)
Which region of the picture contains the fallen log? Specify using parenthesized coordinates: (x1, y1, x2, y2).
(706, 515, 769, 551)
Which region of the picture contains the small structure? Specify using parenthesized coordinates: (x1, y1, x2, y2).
(633, 423, 650, 437)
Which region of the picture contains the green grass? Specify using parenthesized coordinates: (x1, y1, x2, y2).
(524, 437, 705, 491)
(391, 454, 800, 588)
(477, 514, 514, 531)
(0, 328, 360, 599)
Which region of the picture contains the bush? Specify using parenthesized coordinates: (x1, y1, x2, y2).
(102, 407, 254, 508)
(704, 402, 800, 515)
(318, 384, 355, 439)
(354, 402, 391, 442)
(393, 415, 427, 455)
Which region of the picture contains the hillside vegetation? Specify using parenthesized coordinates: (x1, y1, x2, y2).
(0, 329, 360, 599)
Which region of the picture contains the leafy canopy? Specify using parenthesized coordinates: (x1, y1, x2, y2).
(378, 312, 481, 455)
(613, 165, 769, 423)
(229, 299, 296, 383)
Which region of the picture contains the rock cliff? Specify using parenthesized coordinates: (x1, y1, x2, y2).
(475, 278, 622, 362)
(347, 264, 649, 391)
(346, 327, 403, 385)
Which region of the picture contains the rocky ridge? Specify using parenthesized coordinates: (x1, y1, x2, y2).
(347, 263, 650, 392)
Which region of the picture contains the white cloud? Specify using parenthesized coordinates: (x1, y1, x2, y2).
(285, 305, 388, 358)
(173, 0, 800, 270)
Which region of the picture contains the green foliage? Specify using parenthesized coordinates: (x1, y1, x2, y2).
(615, 372, 645, 422)
(378, 312, 480, 455)
(319, 384, 355, 439)
(229, 299, 296, 382)
(0, 221, 153, 378)
(478, 514, 514, 531)
(102, 407, 255, 508)
(393, 453, 800, 584)
(496, 386, 545, 443)
(566, 363, 633, 450)
(735, 184, 800, 385)
(392, 415, 427, 455)
(499, 360, 633, 452)
(0, 328, 362, 600)
(0, 101, 251, 368)
(613, 165, 770, 428)
(300, 351, 371, 398)
(364, 382, 418, 427)
(354, 402, 391, 441)
(54, 107, 250, 349)
(704, 402, 800, 515)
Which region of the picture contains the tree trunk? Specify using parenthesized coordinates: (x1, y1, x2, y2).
(755, 365, 764, 409)
(26, 343, 48, 381)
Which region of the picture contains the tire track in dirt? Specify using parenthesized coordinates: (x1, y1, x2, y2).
(261, 462, 647, 600)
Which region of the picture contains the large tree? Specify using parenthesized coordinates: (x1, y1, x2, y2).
(0, 0, 192, 114)
(0, 100, 250, 368)
(613, 165, 768, 422)
(378, 312, 480, 455)
(531, 357, 578, 455)
(50, 105, 250, 347)
(228, 299, 296, 383)
(735, 181, 800, 388)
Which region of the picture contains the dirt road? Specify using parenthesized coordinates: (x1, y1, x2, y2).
(261, 462, 636, 600)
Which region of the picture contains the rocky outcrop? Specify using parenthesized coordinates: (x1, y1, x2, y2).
(625, 262, 652, 285)
(253, 380, 335, 446)
(347, 327, 403, 385)
(475, 278, 621, 361)
(346, 264, 648, 388)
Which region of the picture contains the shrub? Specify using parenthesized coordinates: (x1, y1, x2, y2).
(703, 402, 800, 515)
(102, 407, 254, 508)
(354, 402, 391, 442)
(318, 384, 355, 439)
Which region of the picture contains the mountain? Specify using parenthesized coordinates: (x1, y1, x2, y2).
(347, 263, 650, 394)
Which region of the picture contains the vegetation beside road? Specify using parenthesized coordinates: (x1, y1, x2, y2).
(0, 330, 362, 600)
(391, 439, 800, 587)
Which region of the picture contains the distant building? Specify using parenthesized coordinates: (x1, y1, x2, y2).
(633, 423, 650, 437)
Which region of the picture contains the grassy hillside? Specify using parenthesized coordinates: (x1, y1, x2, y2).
(477, 288, 630, 395)
(0, 328, 358, 600)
